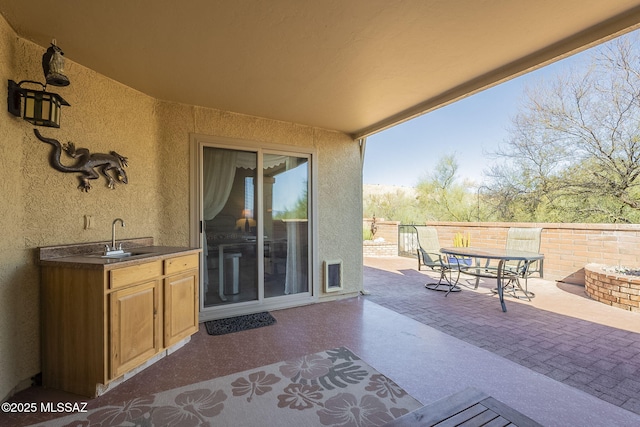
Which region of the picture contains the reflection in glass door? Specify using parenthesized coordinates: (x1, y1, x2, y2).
(196, 140, 314, 317)
(202, 147, 258, 307)
(263, 154, 309, 297)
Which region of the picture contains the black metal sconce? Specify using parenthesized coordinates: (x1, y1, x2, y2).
(8, 80, 70, 127)
(7, 39, 70, 128)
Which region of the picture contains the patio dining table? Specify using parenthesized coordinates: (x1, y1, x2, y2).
(440, 247, 545, 312)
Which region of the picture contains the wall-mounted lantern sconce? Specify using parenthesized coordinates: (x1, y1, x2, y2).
(6, 39, 70, 128)
(7, 80, 70, 128)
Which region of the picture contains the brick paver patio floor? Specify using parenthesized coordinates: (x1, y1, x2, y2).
(363, 256, 640, 416)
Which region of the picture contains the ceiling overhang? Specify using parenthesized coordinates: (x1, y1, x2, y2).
(1, 1, 640, 139)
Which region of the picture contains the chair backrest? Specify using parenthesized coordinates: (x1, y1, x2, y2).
(416, 226, 441, 265)
(416, 226, 440, 251)
(506, 227, 542, 253)
(506, 227, 543, 278)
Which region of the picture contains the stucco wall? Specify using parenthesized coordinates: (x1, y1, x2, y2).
(0, 22, 163, 400)
(155, 103, 363, 295)
(315, 130, 363, 296)
(0, 18, 35, 405)
(0, 17, 362, 400)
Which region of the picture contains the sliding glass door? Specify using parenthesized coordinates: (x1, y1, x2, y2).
(194, 137, 315, 320)
(201, 147, 259, 307)
(263, 154, 309, 298)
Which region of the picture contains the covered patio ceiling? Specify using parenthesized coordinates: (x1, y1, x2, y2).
(2, 1, 640, 139)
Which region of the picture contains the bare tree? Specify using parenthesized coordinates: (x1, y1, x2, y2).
(488, 33, 640, 223)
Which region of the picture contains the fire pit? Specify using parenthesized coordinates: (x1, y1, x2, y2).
(584, 263, 640, 312)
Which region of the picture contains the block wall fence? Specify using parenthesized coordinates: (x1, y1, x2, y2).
(363, 220, 640, 286)
(362, 220, 400, 257)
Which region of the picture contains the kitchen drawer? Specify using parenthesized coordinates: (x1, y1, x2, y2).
(164, 253, 199, 275)
(110, 261, 163, 289)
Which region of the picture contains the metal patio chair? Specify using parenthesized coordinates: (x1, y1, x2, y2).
(503, 227, 543, 297)
(471, 227, 543, 300)
(416, 226, 461, 294)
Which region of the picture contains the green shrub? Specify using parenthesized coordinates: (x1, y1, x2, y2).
(363, 227, 373, 241)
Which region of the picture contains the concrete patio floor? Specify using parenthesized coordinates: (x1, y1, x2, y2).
(364, 255, 640, 419)
(5, 256, 640, 426)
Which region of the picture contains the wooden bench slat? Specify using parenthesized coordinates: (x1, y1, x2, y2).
(384, 388, 543, 427)
(435, 404, 489, 427)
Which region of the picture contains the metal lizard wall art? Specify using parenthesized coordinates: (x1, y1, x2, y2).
(34, 129, 129, 192)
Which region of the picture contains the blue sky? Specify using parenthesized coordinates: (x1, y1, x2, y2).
(272, 161, 308, 214)
(363, 49, 590, 187)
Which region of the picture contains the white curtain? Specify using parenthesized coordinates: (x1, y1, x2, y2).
(202, 149, 238, 290)
(203, 149, 238, 220)
(284, 221, 307, 294)
(203, 151, 299, 221)
(284, 221, 298, 294)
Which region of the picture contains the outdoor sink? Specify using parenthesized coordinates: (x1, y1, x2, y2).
(101, 251, 134, 259)
(85, 249, 156, 260)
(81, 220, 160, 260)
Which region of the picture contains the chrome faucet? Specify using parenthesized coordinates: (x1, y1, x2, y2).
(110, 218, 125, 252)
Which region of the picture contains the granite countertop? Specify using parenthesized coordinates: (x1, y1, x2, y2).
(38, 237, 201, 270)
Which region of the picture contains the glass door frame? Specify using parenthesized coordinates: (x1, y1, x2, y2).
(189, 133, 318, 322)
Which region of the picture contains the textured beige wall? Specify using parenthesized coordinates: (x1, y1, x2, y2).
(0, 17, 36, 403)
(155, 104, 363, 295)
(316, 131, 363, 296)
(0, 17, 363, 400)
(0, 22, 163, 400)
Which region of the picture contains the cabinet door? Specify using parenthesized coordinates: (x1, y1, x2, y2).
(110, 280, 161, 379)
(164, 270, 199, 347)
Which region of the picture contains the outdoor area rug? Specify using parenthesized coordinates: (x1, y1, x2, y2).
(30, 346, 422, 427)
(205, 311, 277, 335)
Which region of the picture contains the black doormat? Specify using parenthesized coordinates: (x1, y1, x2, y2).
(205, 312, 277, 336)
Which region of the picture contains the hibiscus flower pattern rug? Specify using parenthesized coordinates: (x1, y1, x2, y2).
(34, 347, 422, 427)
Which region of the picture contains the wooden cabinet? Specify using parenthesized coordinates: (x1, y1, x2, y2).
(110, 279, 161, 378)
(110, 261, 163, 289)
(41, 250, 199, 397)
(163, 254, 199, 347)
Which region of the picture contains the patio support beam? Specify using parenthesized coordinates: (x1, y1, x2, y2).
(351, 6, 640, 140)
